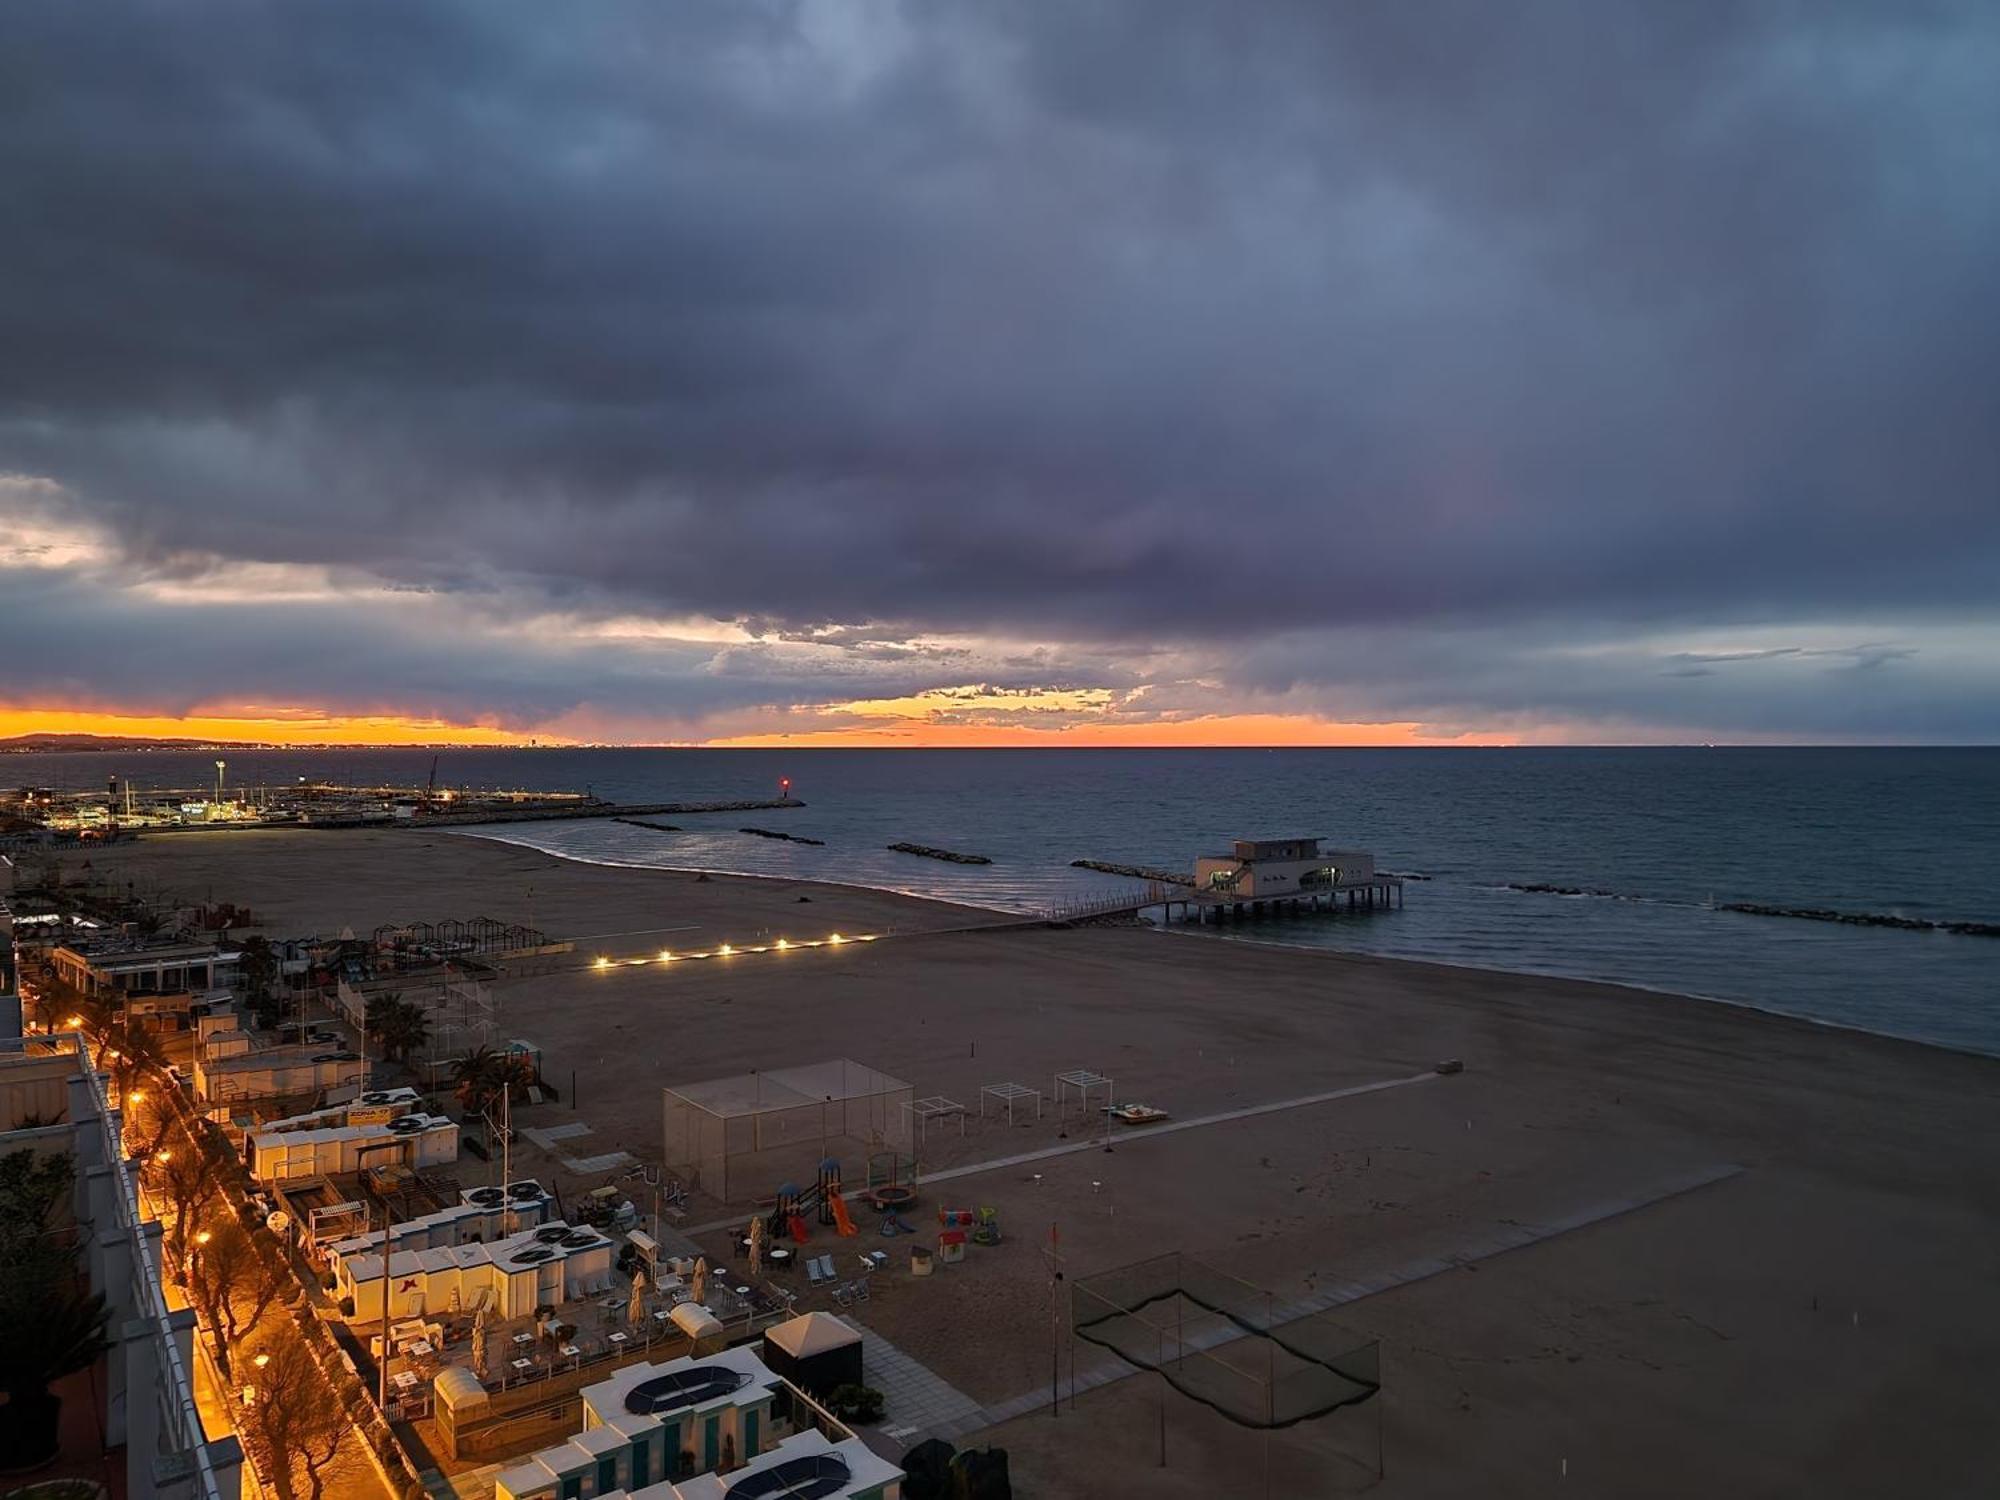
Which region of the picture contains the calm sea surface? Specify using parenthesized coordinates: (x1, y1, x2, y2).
(11, 747, 1998, 1056)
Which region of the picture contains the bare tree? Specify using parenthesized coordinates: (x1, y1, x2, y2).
(187, 1219, 290, 1378)
(237, 1334, 349, 1500)
(144, 1145, 220, 1268)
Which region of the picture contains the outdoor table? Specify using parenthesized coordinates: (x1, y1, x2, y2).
(560, 1343, 581, 1358)
(409, 1340, 434, 1360)
(392, 1371, 419, 1391)
(609, 1331, 629, 1346)
(734, 1285, 751, 1296)
(511, 1358, 533, 1372)
(512, 1332, 533, 1346)
(767, 1247, 792, 1265)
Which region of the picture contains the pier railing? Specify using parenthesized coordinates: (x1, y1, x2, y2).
(1042, 882, 1173, 923)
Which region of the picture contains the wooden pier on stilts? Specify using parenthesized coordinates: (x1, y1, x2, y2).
(1155, 873, 1404, 926)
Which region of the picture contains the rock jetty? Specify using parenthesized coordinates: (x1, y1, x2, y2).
(1070, 859, 1194, 885)
(888, 842, 992, 865)
(614, 818, 681, 832)
(1721, 901, 1999, 937)
(740, 827, 825, 846)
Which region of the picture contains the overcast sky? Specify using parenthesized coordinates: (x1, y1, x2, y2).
(3, 2, 1996, 743)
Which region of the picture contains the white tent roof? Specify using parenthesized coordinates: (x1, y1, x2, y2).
(766, 1311, 860, 1358)
(664, 1058, 909, 1118)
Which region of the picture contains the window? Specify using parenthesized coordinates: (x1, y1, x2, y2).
(597, 1458, 618, 1493)
(632, 1440, 649, 1487)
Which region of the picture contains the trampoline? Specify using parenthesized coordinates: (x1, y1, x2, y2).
(724, 1454, 851, 1500)
(622, 1364, 755, 1416)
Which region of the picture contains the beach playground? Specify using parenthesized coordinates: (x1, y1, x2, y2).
(79, 828, 2000, 1497)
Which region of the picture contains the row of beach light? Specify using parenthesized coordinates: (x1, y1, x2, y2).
(592, 932, 881, 972)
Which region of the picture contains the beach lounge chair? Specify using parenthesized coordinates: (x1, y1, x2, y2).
(832, 1277, 872, 1307)
(807, 1254, 836, 1285)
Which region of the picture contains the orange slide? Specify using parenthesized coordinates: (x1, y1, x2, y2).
(829, 1193, 860, 1237)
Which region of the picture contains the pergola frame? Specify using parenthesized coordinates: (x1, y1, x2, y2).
(980, 1081, 1043, 1126)
(1054, 1068, 1114, 1118)
(904, 1094, 967, 1144)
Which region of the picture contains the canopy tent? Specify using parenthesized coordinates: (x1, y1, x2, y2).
(761, 1311, 864, 1398)
(663, 1058, 912, 1203)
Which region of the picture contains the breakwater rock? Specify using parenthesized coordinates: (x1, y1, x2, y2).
(1508, 882, 1629, 899)
(1721, 901, 2000, 937)
(888, 842, 992, 865)
(741, 826, 825, 846)
(1070, 859, 1194, 885)
(615, 818, 682, 832)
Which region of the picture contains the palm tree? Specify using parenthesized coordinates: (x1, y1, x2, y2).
(365, 993, 432, 1063)
(381, 999, 430, 1063)
(452, 1046, 529, 1119)
(237, 935, 280, 1028)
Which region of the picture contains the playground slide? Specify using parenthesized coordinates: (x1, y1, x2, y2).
(829, 1193, 859, 1237)
(788, 1213, 812, 1244)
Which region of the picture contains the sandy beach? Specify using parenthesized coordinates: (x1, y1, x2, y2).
(78, 827, 2000, 1497)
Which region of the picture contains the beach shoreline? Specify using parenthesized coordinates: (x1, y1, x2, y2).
(455, 823, 2000, 1065)
(59, 825, 2000, 1496)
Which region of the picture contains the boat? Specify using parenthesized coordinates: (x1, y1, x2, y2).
(1106, 1103, 1171, 1125)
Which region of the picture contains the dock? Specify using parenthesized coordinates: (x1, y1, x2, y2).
(1045, 835, 1405, 926)
(1158, 875, 1403, 924)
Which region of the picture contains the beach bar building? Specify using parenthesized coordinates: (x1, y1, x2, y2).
(194, 1042, 366, 1108)
(246, 1111, 459, 1183)
(338, 1217, 616, 1323)
(324, 1179, 555, 1270)
(49, 935, 239, 1002)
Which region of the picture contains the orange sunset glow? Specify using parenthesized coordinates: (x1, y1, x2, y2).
(0, 707, 553, 747)
(711, 712, 1518, 748)
(0, 704, 1518, 749)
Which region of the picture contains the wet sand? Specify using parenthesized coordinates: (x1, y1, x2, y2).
(81, 828, 2000, 1497)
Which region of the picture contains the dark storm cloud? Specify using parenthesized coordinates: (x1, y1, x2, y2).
(1, 1, 1996, 734)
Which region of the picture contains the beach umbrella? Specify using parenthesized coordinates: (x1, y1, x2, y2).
(628, 1267, 647, 1326)
(471, 1307, 489, 1379)
(691, 1256, 709, 1305)
(747, 1216, 766, 1274)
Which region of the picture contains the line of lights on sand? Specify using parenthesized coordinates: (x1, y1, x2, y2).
(593, 933, 880, 971)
